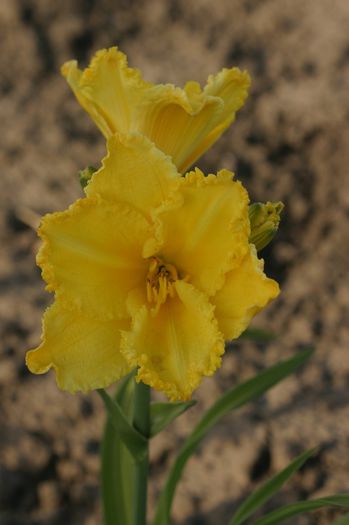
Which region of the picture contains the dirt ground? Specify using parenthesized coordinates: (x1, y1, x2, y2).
(1, 0, 349, 524)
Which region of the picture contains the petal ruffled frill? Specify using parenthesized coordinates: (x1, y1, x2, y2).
(144, 168, 250, 296)
(212, 245, 280, 340)
(61, 47, 152, 137)
(38, 195, 151, 320)
(173, 68, 251, 172)
(133, 81, 224, 173)
(26, 300, 131, 392)
(62, 47, 250, 172)
(121, 281, 225, 401)
(86, 133, 179, 218)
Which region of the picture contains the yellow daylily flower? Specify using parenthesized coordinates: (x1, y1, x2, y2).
(61, 47, 250, 173)
(26, 134, 279, 401)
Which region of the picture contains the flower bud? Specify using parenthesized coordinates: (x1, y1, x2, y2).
(249, 201, 284, 251)
(78, 166, 96, 189)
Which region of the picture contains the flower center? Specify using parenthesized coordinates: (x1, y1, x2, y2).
(146, 257, 178, 313)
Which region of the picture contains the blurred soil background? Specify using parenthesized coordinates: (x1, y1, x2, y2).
(1, 0, 349, 524)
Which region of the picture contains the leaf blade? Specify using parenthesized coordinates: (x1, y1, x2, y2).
(229, 448, 317, 525)
(239, 327, 276, 342)
(150, 400, 196, 437)
(152, 349, 314, 525)
(98, 387, 148, 461)
(251, 494, 349, 525)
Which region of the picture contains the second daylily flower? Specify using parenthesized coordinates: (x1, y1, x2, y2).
(26, 134, 279, 401)
(62, 47, 250, 173)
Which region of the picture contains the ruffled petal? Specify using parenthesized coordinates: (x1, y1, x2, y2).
(62, 47, 250, 172)
(138, 69, 250, 173)
(212, 245, 280, 340)
(26, 300, 131, 392)
(86, 133, 179, 217)
(145, 168, 250, 296)
(121, 280, 224, 401)
(61, 47, 151, 138)
(134, 82, 224, 173)
(38, 196, 150, 320)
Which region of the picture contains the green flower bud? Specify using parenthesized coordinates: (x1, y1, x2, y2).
(78, 166, 97, 189)
(249, 201, 284, 251)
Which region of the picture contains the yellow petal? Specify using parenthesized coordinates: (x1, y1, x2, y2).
(146, 168, 250, 296)
(138, 68, 250, 173)
(213, 245, 280, 340)
(134, 82, 224, 173)
(177, 67, 250, 171)
(121, 280, 224, 401)
(26, 301, 131, 392)
(62, 47, 250, 172)
(38, 196, 150, 320)
(86, 133, 179, 217)
(61, 48, 151, 138)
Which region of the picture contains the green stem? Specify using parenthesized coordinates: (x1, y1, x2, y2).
(132, 381, 151, 525)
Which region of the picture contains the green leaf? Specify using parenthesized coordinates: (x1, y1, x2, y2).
(239, 327, 276, 342)
(150, 400, 196, 437)
(100, 373, 136, 525)
(251, 494, 349, 525)
(152, 348, 314, 525)
(98, 386, 148, 462)
(332, 512, 349, 524)
(229, 448, 316, 525)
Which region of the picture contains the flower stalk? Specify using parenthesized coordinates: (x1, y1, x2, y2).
(132, 381, 151, 525)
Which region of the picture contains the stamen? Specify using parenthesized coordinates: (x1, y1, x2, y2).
(146, 257, 179, 313)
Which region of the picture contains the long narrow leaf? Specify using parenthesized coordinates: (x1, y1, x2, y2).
(152, 349, 314, 525)
(150, 400, 196, 437)
(251, 494, 349, 525)
(229, 448, 316, 525)
(239, 327, 276, 342)
(98, 387, 148, 461)
(101, 373, 136, 525)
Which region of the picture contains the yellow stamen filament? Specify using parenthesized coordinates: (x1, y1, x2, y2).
(146, 257, 178, 313)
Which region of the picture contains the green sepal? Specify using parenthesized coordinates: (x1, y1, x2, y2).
(150, 400, 196, 437)
(229, 448, 317, 525)
(251, 494, 349, 525)
(100, 373, 135, 525)
(152, 348, 314, 525)
(79, 165, 96, 189)
(98, 386, 148, 462)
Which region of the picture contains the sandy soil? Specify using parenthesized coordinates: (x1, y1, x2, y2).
(1, 1, 349, 524)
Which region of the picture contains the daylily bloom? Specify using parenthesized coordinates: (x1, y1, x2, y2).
(61, 47, 250, 174)
(26, 134, 279, 400)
